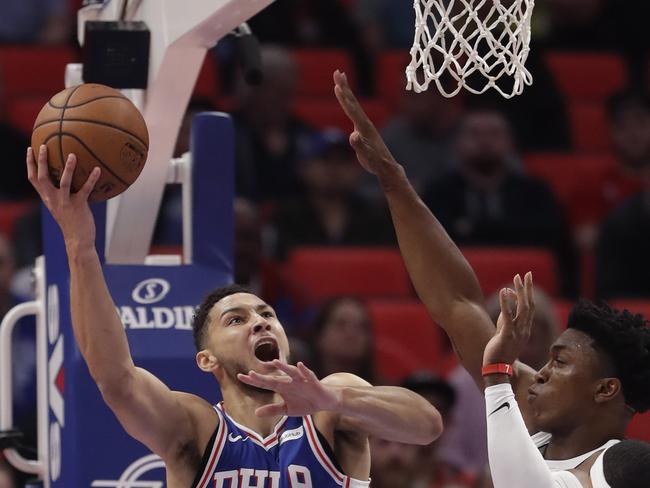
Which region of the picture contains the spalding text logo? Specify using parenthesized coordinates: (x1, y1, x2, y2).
(91, 454, 165, 488)
(132, 278, 171, 305)
(119, 278, 196, 330)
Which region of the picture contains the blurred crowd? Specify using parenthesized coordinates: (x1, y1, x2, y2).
(2, 0, 650, 487)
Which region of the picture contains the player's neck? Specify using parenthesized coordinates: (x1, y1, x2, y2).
(220, 383, 285, 438)
(544, 421, 624, 461)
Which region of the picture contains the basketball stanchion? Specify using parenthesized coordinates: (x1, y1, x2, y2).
(0, 113, 234, 487)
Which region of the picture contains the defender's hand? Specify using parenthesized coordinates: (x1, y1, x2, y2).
(27, 145, 101, 250)
(333, 70, 400, 178)
(483, 272, 535, 367)
(238, 361, 341, 418)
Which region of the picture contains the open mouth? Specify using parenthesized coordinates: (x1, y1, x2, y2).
(254, 338, 280, 362)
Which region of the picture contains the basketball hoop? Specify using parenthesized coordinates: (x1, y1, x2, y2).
(407, 0, 535, 98)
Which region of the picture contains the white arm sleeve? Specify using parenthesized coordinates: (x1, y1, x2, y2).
(485, 383, 566, 488)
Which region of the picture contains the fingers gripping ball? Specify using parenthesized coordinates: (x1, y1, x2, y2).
(31, 83, 149, 202)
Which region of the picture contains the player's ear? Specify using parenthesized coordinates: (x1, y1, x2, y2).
(196, 349, 220, 372)
(594, 377, 622, 404)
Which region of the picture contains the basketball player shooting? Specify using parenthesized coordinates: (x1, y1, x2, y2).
(25, 144, 442, 487)
(333, 70, 650, 487)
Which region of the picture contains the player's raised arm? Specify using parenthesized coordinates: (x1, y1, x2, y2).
(239, 361, 443, 445)
(333, 71, 537, 418)
(26, 146, 206, 460)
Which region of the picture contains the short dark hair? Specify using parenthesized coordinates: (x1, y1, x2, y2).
(401, 372, 456, 412)
(568, 300, 650, 413)
(604, 439, 650, 488)
(191, 284, 253, 351)
(606, 90, 650, 122)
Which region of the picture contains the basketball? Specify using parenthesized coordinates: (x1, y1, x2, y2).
(31, 83, 149, 202)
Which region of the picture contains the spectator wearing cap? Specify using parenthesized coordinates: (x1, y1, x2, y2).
(272, 128, 394, 259)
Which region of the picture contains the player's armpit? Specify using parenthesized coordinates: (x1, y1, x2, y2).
(100, 366, 216, 461)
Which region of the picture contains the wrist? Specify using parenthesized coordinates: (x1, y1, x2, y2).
(65, 240, 98, 264)
(483, 374, 511, 387)
(376, 162, 407, 193)
(327, 385, 348, 414)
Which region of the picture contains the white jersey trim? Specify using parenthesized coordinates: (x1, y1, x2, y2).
(196, 406, 228, 488)
(533, 434, 620, 472)
(216, 402, 288, 451)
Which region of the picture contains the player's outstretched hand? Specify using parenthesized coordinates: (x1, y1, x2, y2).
(238, 361, 341, 418)
(483, 272, 536, 367)
(333, 70, 400, 179)
(27, 145, 101, 249)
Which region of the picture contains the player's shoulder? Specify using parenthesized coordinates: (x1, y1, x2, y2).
(172, 391, 219, 429)
(321, 372, 372, 388)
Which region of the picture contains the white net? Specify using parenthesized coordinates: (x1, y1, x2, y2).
(407, 0, 535, 98)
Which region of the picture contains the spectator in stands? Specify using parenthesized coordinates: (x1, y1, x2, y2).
(363, 83, 462, 198)
(309, 296, 375, 383)
(472, 51, 571, 152)
(0, 69, 33, 200)
(400, 373, 474, 488)
(233, 198, 263, 294)
(370, 437, 426, 488)
(574, 91, 650, 250)
(606, 91, 650, 194)
(596, 166, 650, 299)
(233, 46, 315, 203)
(247, 1, 373, 94)
(0, 0, 71, 44)
(423, 109, 577, 296)
(355, 0, 415, 51)
(273, 129, 393, 259)
(534, 0, 613, 50)
(438, 289, 561, 476)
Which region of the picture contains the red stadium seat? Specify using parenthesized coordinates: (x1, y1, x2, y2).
(0, 46, 78, 98)
(0, 201, 33, 239)
(287, 247, 411, 303)
(461, 247, 558, 297)
(7, 96, 49, 135)
(293, 98, 389, 132)
(524, 153, 618, 226)
(545, 53, 627, 102)
(291, 49, 356, 98)
(367, 300, 447, 382)
(555, 300, 574, 330)
(567, 102, 611, 152)
(627, 412, 650, 442)
(193, 54, 220, 102)
(377, 51, 411, 109)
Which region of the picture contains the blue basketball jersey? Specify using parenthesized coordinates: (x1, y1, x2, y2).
(192, 403, 370, 488)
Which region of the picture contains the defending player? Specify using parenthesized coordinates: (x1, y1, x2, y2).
(333, 70, 650, 485)
(26, 145, 443, 487)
